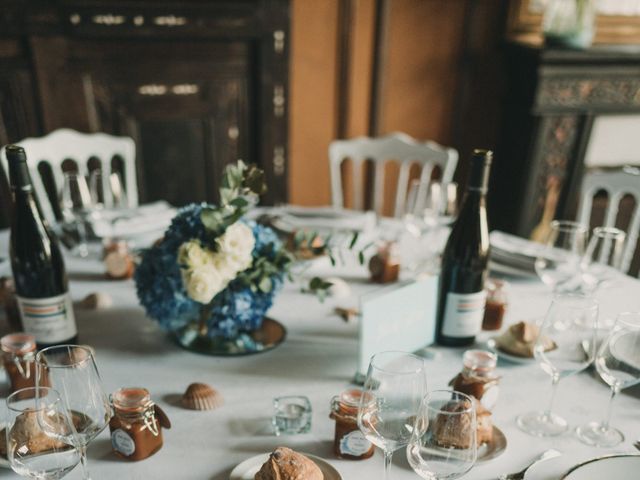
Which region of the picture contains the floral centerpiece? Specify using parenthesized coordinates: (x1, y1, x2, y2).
(134, 161, 292, 355)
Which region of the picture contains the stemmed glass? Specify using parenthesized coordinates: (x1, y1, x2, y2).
(357, 351, 427, 480)
(580, 226, 626, 294)
(576, 312, 640, 447)
(517, 294, 599, 437)
(535, 220, 588, 292)
(402, 180, 458, 274)
(407, 390, 477, 480)
(35, 346, 112, 480)
(5, 386, 81, 479)
(60, 173, 94, 258)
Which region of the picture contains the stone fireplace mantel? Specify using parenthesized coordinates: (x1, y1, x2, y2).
(491, 40, 640, 239)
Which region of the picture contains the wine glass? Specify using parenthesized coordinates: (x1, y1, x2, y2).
(5, 386, 81, 479)
(402, 180, 458, 274)
(357, 351, 428, 480)
(517, 294, 599, 436)
(535, 220, 588, 292)
(580, 226, 626, 294)
(60, 173, 94, 258)
(35, 345, 112, 480)
(576, 312, 640, 447)
(407, 390, 477, 480)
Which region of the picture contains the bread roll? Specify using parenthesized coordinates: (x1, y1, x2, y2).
(254, 447, 323, 480)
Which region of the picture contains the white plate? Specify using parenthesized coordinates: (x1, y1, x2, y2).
(229, 452, 342, 480)
(561, 454, 640, 479)
(487, 338, 536, 365)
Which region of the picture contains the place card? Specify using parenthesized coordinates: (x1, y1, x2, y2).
(356, 276, 437, 381)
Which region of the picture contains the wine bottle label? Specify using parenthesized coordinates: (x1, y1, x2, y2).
(441, 290, 487, 337)
(16, 293, 78, 344)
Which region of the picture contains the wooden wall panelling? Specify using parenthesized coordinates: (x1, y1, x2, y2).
(288, 0, 340, 206)
(0, 38, 42, 226)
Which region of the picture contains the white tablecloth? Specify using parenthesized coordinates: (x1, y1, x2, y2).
(0, 230, 639, 480)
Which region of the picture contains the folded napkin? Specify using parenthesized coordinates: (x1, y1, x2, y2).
(90, 201, 176, 238)
(262, 206, 377, 234)
(489, 230, 546, 276)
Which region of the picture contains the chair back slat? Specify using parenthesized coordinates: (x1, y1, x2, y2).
(372, 160, 385, 215)
(329, 132, 458, 217)
(577, 167, 640, 277)
(1, 128, 137, 227)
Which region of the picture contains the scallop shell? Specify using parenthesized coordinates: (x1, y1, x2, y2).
(181, 383, 223, 411)
(80, 292, 113, 309)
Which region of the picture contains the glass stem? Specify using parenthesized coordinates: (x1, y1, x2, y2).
(79, 444, 91, 480)
(602, 385, 619, 430)
(544, 374, 561, 420)
(383, 449, 393, 480)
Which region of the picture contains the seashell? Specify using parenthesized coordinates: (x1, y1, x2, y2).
(181, 383, 223, 411)
(80, 292, 113, 309)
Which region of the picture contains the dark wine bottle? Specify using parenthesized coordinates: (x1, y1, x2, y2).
(435, 149, 492, 347)
(7, 145, 78, 347)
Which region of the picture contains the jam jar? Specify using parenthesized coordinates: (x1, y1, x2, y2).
(109, 388, 171, 461)
(449, 350, 500, 410)
(329, 389, 374, 460)
(482, 279, 508, 331)
(1, 333, 39, 393)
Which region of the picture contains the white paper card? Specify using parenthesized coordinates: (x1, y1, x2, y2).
(357, 277, 437, 378)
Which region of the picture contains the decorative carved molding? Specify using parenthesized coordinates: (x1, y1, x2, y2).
(273, 146, 285, 176)
(92, 14, 126, 26)
(153, 15, 188, 27)
(537, 76, 640, 109)
(273, 84, 285, 118)
(273, 30, 285, 54)
(529, 115, 580, 236)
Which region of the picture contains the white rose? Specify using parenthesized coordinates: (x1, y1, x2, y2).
(217, 222, 255, 262)
(211, 253, 237, 282)
(183, 266, 225, 304)
(178, 241, 214, 270)
(227, 251, 253, 272)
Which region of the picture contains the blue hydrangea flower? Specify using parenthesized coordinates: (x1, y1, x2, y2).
(134, 204, 285, 339)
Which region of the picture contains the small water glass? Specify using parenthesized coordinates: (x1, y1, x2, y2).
(272, 395, 312, 435)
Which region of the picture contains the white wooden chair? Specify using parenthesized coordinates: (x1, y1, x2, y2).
(329, 132, 458, 217)
(1, 128, 137, 226)
(577, 166, 640, 275)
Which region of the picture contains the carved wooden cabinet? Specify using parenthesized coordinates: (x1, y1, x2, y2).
(0, 0, 289, 226)
(491, 40, 640, 238)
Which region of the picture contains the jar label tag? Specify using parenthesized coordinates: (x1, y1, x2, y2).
(340, 430, 372, 456)
(112, 428, 135, 456)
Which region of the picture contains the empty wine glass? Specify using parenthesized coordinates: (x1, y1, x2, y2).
(358, 351, 427, 480)
(535, 220, 588, 292)
(5, 386, 81, 479)
(402, 180, 458, 274)
(407, 390, 477, 480)
(60, 173, 93, 258)
(581, 227, 626, 293)
(517, 294, 598, 436)
(576, 312, 640, 447)
(36, 346, 112, 480)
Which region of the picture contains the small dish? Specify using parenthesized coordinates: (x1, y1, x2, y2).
(477, 426, 507, 463)
(229, 452, 342, 480)
(487, 338, 536, 365)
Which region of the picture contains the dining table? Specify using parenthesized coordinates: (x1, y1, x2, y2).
(0, 226, 639, 480)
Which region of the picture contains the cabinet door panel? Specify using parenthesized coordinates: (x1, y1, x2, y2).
(31, 37, 251, 206)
